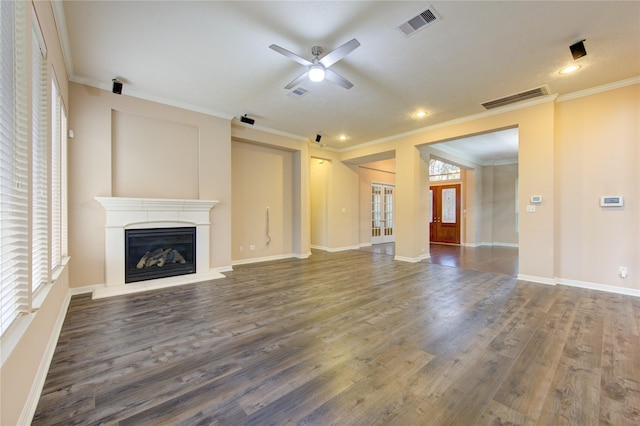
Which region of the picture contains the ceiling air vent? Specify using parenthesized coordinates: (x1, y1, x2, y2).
(288, 87, 309, 99)
(481, 85, 550, 110)
(397, 6, 441, 37)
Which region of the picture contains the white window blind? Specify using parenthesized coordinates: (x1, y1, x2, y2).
(32, 23, 48, 292)
(51, 78, 61, 270)
(60, 106, 68, 258)
(1, 0, 29, 335)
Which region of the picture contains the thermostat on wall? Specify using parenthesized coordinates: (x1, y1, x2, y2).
(600, 196, 623, 207)
(530, 195, 542, 203)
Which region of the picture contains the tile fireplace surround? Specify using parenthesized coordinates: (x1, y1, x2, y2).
(94, 197, 222, 299)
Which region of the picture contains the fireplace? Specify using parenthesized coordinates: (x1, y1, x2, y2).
(94, 197, 222, 299)
(125, 227, 196, 283)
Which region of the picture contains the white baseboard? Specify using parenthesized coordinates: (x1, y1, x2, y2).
(359, 242, 372, 248)
(463, 242, 519, 248)
(556, 278, 640, 297)
(311, 245, 360, 253)
(517, 274, 556, 285)
(70, 284, 103, 295)
(20, 289, 72, 425)
(517, 274, 640, 298)
(395, 253, 431, 263)
(232, 253, 297, 266)
(211, 265, 233, 274)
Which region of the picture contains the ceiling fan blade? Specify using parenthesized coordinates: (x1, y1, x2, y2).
(284, 71, 309, 89)
(319, 38, 360, 68)
(324, 68, 354, 89)
(269, 44, 312, 66)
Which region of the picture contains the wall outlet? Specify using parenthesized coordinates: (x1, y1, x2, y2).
(239, 246, 243, 252)
(250, 245, 256, 251)
(619, 266, 628, 278)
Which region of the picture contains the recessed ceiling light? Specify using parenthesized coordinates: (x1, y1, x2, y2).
(415, 111, 427, 118)
(559, 65, 581, 74)
(339, 135, 347, 141)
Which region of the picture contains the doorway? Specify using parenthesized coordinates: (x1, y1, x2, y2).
(371, 183, 394, 244)
(430, 184, 461, 244)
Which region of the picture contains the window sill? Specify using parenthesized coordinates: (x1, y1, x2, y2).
(1, 256, 70, 366)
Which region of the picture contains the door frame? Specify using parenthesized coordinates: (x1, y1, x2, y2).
(371, 182, 395, 244)
(430, 183, 462, 244)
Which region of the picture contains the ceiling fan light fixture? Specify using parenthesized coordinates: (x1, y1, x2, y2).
(308, 65, 325, 82)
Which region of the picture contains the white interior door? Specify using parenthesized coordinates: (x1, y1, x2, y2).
(371, 183, 395, 244)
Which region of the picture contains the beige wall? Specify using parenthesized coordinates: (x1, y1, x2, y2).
(479, 163, 519, 246)
(111, 111, 200, 199)
(310, 158, 330, 247)
(1, 2, 71, 425)
(68, 82, 233, 287)
(231, 125, 311, 258)
(232, 141, 293, 260)
(309, 149, 360, 251)
(555, 84, 639, 289)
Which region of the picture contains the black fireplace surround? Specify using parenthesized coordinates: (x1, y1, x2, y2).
(125, 227, 196, 283)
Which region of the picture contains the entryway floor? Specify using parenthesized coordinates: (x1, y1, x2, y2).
(362, 243, 519, 276)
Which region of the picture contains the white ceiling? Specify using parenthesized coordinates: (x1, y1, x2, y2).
(56, 1, 640, 153)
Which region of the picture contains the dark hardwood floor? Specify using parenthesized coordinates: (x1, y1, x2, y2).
(428, 243, 519, 276)
(34, 249, 639, 425)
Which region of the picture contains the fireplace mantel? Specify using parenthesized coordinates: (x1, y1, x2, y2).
(94, 197, 223, 299)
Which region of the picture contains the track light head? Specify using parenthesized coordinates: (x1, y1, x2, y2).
(240, 114, 255, 125)
(112, 78, 123, 95)
(569, 39, 587, 60)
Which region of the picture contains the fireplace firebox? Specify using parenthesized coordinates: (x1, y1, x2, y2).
(125, 227, 196, 283)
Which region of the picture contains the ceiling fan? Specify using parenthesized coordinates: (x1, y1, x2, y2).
(269, 38, 360, 90)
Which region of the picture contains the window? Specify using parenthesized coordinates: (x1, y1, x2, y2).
(1, 2, 67, 339)
(1, 0, 29, 335)
(429, 159, 460, 181)
(32, 21, 48, 293)
(51, 75, 68, 272)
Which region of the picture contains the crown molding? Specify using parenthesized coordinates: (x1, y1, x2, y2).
(556, 76, 640, 102)
(338, 94, 558, 153)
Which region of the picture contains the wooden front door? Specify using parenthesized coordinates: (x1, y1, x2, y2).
(430, 184, 461, 244)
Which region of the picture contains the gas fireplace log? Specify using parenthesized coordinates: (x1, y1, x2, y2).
(143, 248, 166, 268)
(136, 247, 187, 269)
(156, 249, 173, 267)
(171, 249, 186, 264)
(136, 251, 151, 269)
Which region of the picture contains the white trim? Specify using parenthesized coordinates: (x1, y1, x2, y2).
(462, 242, 519, 248)
(92, 269, 225, 300)
(556, 278, 640, 298)
(51, 1, 72, 73)
(311, 244, 361, 252)
(70, 284, 103, 295)
(293, 252, 311, 259)
(232, 253, 298, 266)
(359, 242, 372, 248)
(395, 254, 431, 263)
(338, 94, 557, 152)
(517, 274, 556, 285)
(211, 265, 233, 274)
(19, 290, 71, 425)
(557, 76, 640, 102)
